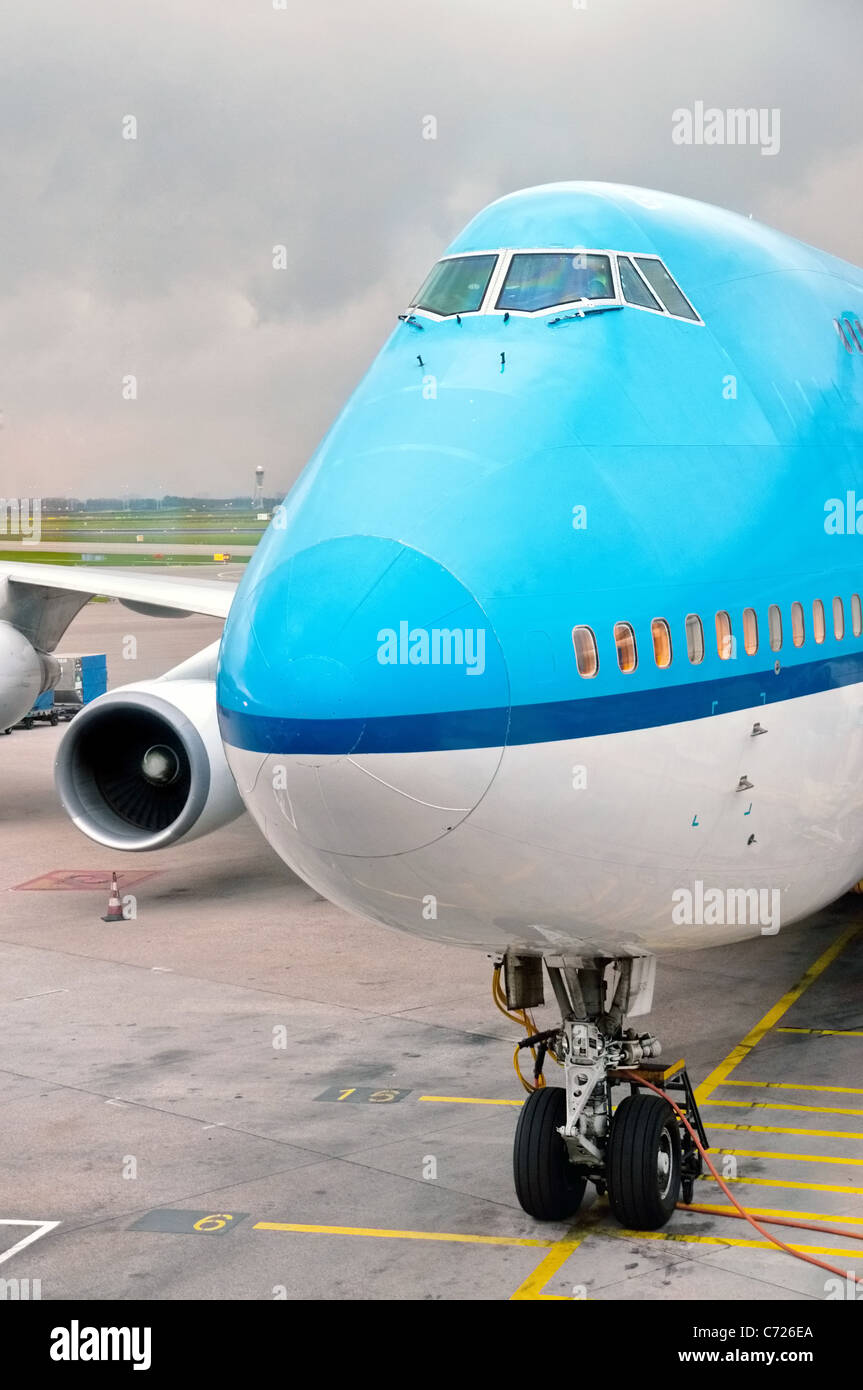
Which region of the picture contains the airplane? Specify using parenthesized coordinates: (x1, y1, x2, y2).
(3, 180, 863, 1232)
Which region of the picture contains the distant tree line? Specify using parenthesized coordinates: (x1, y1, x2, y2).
(41, 496, 282, 511)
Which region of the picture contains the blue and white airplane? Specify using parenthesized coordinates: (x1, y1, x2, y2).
(4, 181, 863, 1228)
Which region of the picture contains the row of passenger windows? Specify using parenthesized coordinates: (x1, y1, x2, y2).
(572, 595, 863, 677)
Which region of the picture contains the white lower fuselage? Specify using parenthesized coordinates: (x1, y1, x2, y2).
(225, 681, 863, 959)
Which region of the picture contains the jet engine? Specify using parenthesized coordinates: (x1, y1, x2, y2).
(0, 620, 59, 729)
(55, 678, 244, 850)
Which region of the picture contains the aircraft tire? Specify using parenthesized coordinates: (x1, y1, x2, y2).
(606, 1092, 681, 1229)
(513, 1085, 587, 1220)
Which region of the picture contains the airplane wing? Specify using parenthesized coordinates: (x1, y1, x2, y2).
(0, 560, 235, 651)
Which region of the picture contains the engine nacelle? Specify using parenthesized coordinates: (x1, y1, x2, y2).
(55, 678, 244, 850)
(0, 620, 59, 729)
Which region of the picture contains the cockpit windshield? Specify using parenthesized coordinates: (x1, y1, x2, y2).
(406, 248, 701, 324)
(412, 254, 498, 317)
(496, 252, 614, 313)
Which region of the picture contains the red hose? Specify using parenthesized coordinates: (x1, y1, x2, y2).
(631, 1071, 863, 1287)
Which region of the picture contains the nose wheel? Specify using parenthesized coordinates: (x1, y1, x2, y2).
(513, 1085, 587, 1220)
(606, 1091, 682, 1229)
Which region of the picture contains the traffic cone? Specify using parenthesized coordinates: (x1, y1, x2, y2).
(101, 871, 125, 923)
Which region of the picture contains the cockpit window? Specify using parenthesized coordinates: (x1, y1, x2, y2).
(496, 252, 614, 313)
(406, 247, 701, 325)
(412, 255, 497, 317)
(634, 258, 699, 321)
(618, 255, 662, 312)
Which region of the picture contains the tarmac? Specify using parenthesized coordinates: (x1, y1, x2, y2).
(1, 587, 862, 1301)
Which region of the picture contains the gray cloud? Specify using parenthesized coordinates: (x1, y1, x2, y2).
(1, 0, 860, 497)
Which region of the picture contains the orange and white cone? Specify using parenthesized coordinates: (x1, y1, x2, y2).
(101, 871, 125, 923)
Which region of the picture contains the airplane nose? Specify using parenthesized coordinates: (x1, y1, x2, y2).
(218, 535, 510, 856)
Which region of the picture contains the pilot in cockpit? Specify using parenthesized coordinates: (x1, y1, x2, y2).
(569, 255, 613, 300)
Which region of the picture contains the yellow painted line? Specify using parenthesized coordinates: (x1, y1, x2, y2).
(256, 1217, 582, 1299)
(722, 1080, 863, 1095)
(710, 1146, 863, 1168)
(777, 1026, 863, 1037)
(510, 1232, 583, 1301)
(694, 925, 860, 1105)
(709, 1120, 863, 1140)
(706, 1099, 863, 1117)
(419, 1095, 523, 1107)
(613, 1227, 863, 1259)
(687, 1202, 863, 1227)
(252, 1221, 552, 1248)
(702, 1172, 863, 1197)
(640, 1057, 686, 1083)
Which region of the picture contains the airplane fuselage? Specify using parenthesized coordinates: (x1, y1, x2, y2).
(217, 182, 863, 959)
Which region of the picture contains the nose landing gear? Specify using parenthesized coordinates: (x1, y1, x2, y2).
(505, 952, 707, 1230)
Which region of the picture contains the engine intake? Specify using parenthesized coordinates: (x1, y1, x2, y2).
(55, 679, 244, 850)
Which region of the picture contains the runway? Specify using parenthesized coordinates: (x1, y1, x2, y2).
(1, 594, 862, 1300)
(2, 541, 256, 557)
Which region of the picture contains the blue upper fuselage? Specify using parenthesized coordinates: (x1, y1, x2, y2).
(217, 182, 863, 755)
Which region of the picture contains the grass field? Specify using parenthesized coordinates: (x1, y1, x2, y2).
(0, 551, 245, 567)
(40, 508, 266, 540)
(3, 506, 266, 566)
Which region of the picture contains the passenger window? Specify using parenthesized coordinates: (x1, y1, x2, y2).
(813, 600, 825, 644)
(651, 618, 672, 668)
(634, 258, 699, 321)
(834, 597, 845, 639)
(412, 254, 498, 316)
(743, 608, 758, 655)
(768, 604, 782, 652)
(791, 601, 805, 647)
(618, 256, 662, 311)
(572, 625, 599, 678)
(852, 593, 863, 637)
(685, 613, 704, 664)
(614, 622, 637, 673)
(716, 611, 733, 661)
(497, 252, 614, 313)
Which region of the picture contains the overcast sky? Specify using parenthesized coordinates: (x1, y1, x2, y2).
(2, 0, 861, 499)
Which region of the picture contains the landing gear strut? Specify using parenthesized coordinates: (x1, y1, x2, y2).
(505, 952, 707, 1231)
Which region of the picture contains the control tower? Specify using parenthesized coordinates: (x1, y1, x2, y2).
(253, 465, 265, 509)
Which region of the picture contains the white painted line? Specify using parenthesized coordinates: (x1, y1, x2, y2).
(0, 1219, 60, 1267)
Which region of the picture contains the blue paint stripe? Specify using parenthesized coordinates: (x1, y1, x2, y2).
(218, 649, 861, 755)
